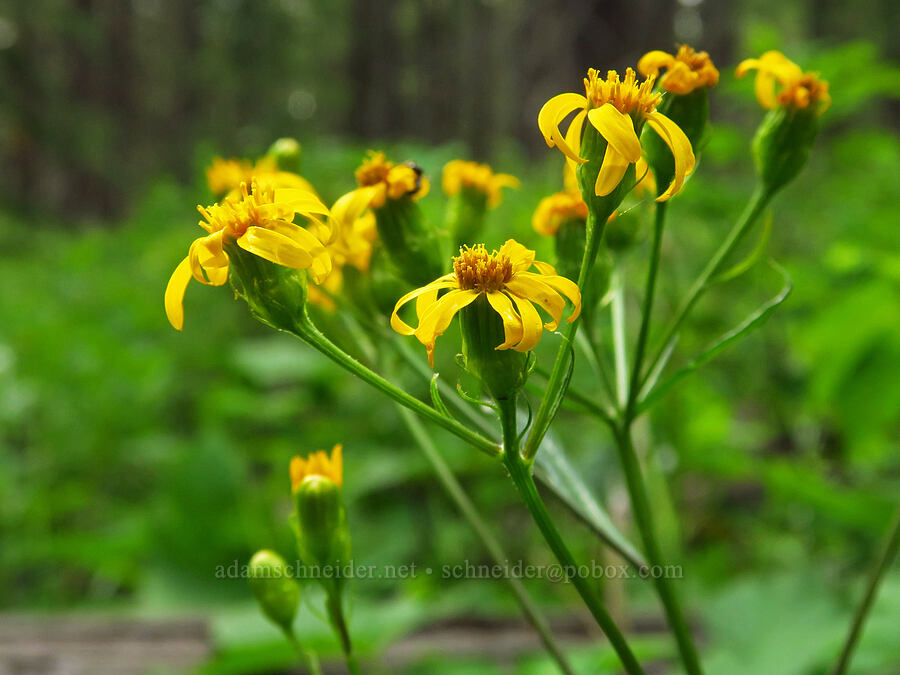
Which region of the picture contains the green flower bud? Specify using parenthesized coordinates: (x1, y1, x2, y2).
(446, 188, 488, 249)
(266, 137, 303, 174)
(374, 194, 445, 287)
(249, 549, 300, 633)
(294, 475, 351, 572)
(224, 242, 308, 332)
(459, 294, 529, 401)
(752, 106, 819, 195)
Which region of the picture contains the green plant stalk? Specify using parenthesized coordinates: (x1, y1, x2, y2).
(611, 263, 629, 409)
(524, 210, 608, 460)
(498, 396, 645, 675)
(640, 185, 771, 391)
(326, 593, 362, 675)
(611, 425, 703, 675)
(625, 202, 666, 421)
(284, 629, 324, 675)
(290, 311, 501, 458)
(397, 405, 576, 675)
(831, 505, 900, 675)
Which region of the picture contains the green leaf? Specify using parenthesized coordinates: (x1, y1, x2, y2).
(533, 430, 647, 569)
(712, 209, 773, 285)
(429, 373, 452, 418)
(638, 260, 792, 414)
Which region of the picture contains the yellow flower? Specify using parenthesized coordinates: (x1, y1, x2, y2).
(350, 151, 430, 210)
(736, 51, 830, 113)
(441, 160, 520, 208)
(532, 191, 588, 236)
(391, 240, 581, 366)
(290, 444, 343, 490)
(538, 67, 695, 201)
(206, 156, 316, 198)
(638, 45, 719, 95)
(164, 181, 331, 330)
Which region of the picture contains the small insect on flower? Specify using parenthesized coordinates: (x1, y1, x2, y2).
(638, 45, 720, 95)
(441, 160, 520, 208)
(538, 67, 695, 201)
(291, 444, 343, 490)
(341, 150, 430, 213)
(164, 181, 331, 330)
(736, 51, 830, 114)
(391, 240, 581, 367)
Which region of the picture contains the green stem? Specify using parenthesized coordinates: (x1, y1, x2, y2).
(291, 311, 501, 458)
(397, 406, 576, 675)
(612, 425, 703, 675)
(284, 629, 323, 675)
(640, 186, 771, 392)
(525, 211, 607, 460)
(625, 202, 666, 421)
(611, 262, 629, 408)
(327, 593, 362, 675)
(499, 397, 645, 675)
(831, 505, 900, 675)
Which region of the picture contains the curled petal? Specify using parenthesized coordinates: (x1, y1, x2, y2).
(521, 272, 582, 322)
(271, 188, 331, 216)
(237, 226, 315, 270)
(505, 277, 565, 331)
(587, 104, 642, 162)
(165, 256, 193, 331)
(638, 50, 675, 77)
(188, 232, 229, 285)
(498, 239, 537, 272)
(486, 291, 524, 350)
(507, 294, 543, 352)
(415, 289, 480, 367)
(594, 144, 631, 197)
(645, 112, 696, 201)
(537, 93, 589, 163)
(389, 276, 456, 335)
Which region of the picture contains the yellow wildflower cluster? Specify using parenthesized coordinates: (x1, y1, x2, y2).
(638, 45, 719, 95)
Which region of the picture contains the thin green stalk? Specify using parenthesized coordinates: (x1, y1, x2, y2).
(327, 594, 362, 675)
(284, 630, 324, 675)
(291, 311, 501, 458)
(611, 263, 629, 408)
(397, 405, 576, 675)
(625, 202, 666, 421)
(640, 186, 771, 392)
(612, 425, 703, 675)
(831, 505, 900, 675)
(525, 211, 607, 460)
(499, 396, 645, 675)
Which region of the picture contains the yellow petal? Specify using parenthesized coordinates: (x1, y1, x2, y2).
(645, 112, 696, 201)
(520, 272, 582, 322)
(587, 104, 642, 162)
(638, 50, 674, 77)
(415, 289, 479, 367)
(330, 186, 379, 240)
(271, 188, 331, 216)
(330, 444, 343, 486)
(508, 293, 543, 352)
(505, 277, 565, 331)
(594, 144, 630, 196)
(486, 291, 524, 350)
(498, 239, 536, 271)
(188, 232, 229, 285)
(237, 226, 315, 269)
(164, 256, 192, 331)
(537, 93, 588, 163)
(390, 276, 457, 335)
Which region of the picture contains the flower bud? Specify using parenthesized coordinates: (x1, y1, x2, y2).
(294, 475, 351, 571)
(446, 189, 488, 249)
(224, 241, 308, 332)
(249, 549, 301, 633)
(374, 192, 445, 287)
(752, 106, 819, 195)
(266, 137, 303, 174)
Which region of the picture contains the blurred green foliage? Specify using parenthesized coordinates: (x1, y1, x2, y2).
(1, 36, 900, 673)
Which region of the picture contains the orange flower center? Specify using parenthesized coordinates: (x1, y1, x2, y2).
(584, 67, 661, 116)
(453, 244, 513, 292)
(355, 152, 393, 187)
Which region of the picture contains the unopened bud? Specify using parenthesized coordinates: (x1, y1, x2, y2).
(249, 549, 300, 633)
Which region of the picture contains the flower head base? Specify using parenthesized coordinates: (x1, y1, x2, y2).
(737, 51, 830, 114)
(442, 160, 520, 208)
(638, 46, 719, 95)
(290, 444, 343, 490)
(354, 151, 430, 209)
(164, 181, 331, 330)
(538, 68, 695, 202)
(391, 239, 581, 367)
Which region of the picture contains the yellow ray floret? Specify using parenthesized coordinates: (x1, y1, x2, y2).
(736, 51, 830, 113)
(538, 67, 695, 202)
(206, 156, 317, 198)
(441, 160, 520, 208)
(638, 45, 719, 95)
(164, 181, 331, 331)
(290, 444, 343, 490)
(391, 239, 581, 367)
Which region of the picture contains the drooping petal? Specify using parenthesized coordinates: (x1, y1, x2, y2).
(389, 276, 457, 335)
(638, 50, 675, 77)
(505, 277, 565, 331)
(188, 232, 229, 285)
(329, 186, 380, 242)
(415, 289, 480, 367)
(165, 256, 193, 331)
(486, 291, 524, 350)
(237, 226, 316, 269)
(594, 144, 631, 196)
(537, 93, 589, 163)
(645, 111, 696, 201)
(563, 109, 588, 181)
(587, 104, 642, 162)
(507, 293, 544, 352)
(520, 272, 582, 322)
(260, 219, 331, 282)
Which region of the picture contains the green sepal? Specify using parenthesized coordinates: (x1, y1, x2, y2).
(752, 106, 819, 195)
(248, 549, 301, 633)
